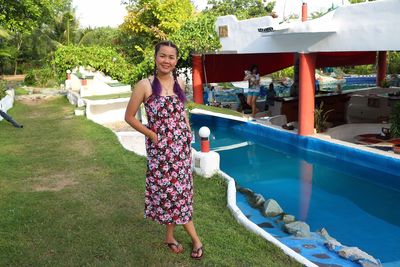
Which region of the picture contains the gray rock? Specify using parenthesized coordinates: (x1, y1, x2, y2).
(262, 199, 283, 217)
(317, 228, 342, 251)
(284, 221, 311, 238)
(249, 193, 265, 207)
(338, 247, 380, 266)
(282, 214, 295, 224)
(360, 260, 383, 267)
(237, 187, 253, 196)
(324, 239, 343, 251)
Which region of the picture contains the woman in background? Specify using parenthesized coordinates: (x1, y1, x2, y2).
(244, 64, 261, 117)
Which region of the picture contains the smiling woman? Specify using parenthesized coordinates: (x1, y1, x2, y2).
(124, 41, 204, 260)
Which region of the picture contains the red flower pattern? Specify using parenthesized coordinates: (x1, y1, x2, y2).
(144, 95, 193, 225)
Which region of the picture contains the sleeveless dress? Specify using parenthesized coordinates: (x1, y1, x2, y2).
(144, 94, 193, 225)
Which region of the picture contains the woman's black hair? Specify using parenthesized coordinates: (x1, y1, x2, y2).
(151, 41, 186, 102)
(250, 64, 259, 74)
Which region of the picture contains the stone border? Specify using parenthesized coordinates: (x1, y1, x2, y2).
(218, 170, 318, 267)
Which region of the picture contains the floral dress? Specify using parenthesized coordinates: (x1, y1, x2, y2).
(144, 94, 193, 225)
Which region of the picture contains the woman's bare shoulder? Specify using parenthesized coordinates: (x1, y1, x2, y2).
(133, 78, 152, 99)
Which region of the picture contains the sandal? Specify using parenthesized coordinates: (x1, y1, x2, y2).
(165, 242, 183, 254)
(191, 246, 204, 260)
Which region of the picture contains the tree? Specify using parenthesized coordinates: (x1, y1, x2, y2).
(170, 13, 221, 68)
(77, 27, 119, 47)
(0, 0, 73, 74)
(205, 0, 273, 20)
(120, 0, 195, 80)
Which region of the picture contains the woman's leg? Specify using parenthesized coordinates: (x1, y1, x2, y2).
(252, 95, 258, 117)
(165, 224, 183, 252)
(183, 221, 203, 256)
(246, 94, 252, 106)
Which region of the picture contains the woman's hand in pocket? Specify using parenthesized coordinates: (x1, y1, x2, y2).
(149, 131, 158, 145)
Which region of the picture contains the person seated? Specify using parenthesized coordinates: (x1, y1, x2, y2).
(265, 83, 276, 111)
(237, 93, 252, 114)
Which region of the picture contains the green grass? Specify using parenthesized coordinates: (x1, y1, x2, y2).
(84, 92, 132, 100)
(14, 87, 30, 95)
(0, 97, 301, 267)
(187, 102, 245, 117)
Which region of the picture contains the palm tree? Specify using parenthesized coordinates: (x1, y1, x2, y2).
(0, 27, 11, 58)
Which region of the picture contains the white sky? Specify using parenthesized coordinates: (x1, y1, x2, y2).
(72, 0, 347, 28)
(72, 0, 208, 28)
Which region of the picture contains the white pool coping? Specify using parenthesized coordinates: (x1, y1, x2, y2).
(218, 170, 318, 267)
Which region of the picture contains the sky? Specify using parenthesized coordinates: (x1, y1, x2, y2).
(72, 0, 348, 28)
(72, 0, 208, 28)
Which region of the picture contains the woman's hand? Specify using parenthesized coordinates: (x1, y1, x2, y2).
(149, 131, 158, 144)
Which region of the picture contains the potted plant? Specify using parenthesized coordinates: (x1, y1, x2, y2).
(390, 102, 400, 154)
(314, 101, 333, 133)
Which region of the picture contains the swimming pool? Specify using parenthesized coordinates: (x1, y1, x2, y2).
(191, 113, 400, 266)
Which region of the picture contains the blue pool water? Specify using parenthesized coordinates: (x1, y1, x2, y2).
(191, 114, 400, 265)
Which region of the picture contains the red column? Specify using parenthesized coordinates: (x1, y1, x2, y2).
(298, 53, 316, 136)
(192, 54, 204, 104)
(301, 2, 308, 22)
(377, 51, 387, 87)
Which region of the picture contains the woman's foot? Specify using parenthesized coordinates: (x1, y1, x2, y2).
(164, 239, 183, 254)
(191, 243, 204, 260)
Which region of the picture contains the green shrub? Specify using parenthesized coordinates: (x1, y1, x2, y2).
(390, 102, 400, 138)
(271, 67, 294, 80)
(0, 80, 7, 99)
(24, 67, 58, 88)
(53, 45, 134, 84)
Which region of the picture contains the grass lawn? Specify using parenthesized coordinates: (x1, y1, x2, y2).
(187, 102, 245, 117)
(0, 97, 301, 266)
(84, 92, 132, 101)
(14, 87, 30, 95)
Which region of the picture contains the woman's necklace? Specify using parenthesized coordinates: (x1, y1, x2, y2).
(159, 77, 174, 95)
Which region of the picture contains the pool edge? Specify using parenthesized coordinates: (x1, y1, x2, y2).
(217, 170, 319, 267)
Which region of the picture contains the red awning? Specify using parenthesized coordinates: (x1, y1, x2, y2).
(202, 51, 377, 83)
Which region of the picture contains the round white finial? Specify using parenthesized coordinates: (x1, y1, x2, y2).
(66, 70, 71, 74)
(199, 126, 210, 138)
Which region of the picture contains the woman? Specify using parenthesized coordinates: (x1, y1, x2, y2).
(244, 65, 261, 117)
(124, 41, 203, 260)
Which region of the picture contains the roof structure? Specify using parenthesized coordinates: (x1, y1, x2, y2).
(216, 0, 400, 54)
(200, 0, 399, 83)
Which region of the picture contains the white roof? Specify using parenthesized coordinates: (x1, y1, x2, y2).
(216, 0, 400, 53)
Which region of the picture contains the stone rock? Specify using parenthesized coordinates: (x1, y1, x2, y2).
(237, 187, 253, 196)
(317, 228, 342, 251)
(262, 199, 283, 217)
(338, 247, 380, 266)
(359, 260, 383, 267)
(257, 222, 274, 228)
(282, 214, 295, 224)
(325, 239, 343, 251)
(283, 221, 311, 238)
(249, 193, 265, 207)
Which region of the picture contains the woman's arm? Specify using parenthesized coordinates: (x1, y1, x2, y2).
(179, 78, 192, 131)
(243, 71, 251, 81)
(124, 80, 158, 143)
